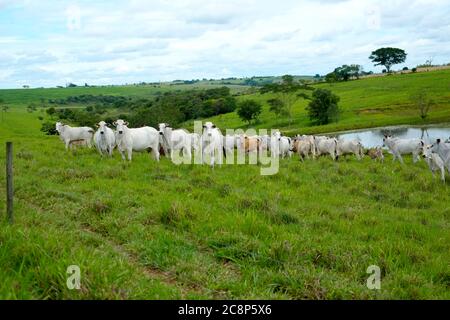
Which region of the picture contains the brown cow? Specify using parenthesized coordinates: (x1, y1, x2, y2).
(366, 147, 384, 162)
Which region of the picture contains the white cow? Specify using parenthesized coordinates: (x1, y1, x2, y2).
(202, 122, 224, 167)
(272, 131, 292, 158)
(158, 123, 192, 162)
(55, 122, 94, 150)
(94, 121, 115, 157)
(314, 136, 337, 160)
(430, 139, 450, 174)
(114, 119, 160, 161)
(383, 135, 423, 164)
(224, 134, 240, 157)
(259, 135, 271, 152)
(191, 132, 202, 160)
(336, 139, 364, 160)
(422, 144, 446, 182)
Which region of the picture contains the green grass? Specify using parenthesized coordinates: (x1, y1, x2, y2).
(0, 109, 449, 299)
(188, 69, 450, 135)
(0, 83, 251, 107)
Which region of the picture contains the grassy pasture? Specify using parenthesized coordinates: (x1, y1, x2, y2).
(0, 109, 449, 299)
(191, 69, 450, 135)
(0, 83, 250, 107)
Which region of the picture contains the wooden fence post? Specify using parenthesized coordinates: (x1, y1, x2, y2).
(6, 142, 13, 224)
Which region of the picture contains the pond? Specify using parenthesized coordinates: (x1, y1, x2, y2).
(332, 125, 450, 148)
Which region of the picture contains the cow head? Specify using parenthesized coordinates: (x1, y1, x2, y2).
(272, 131, 281, 141)
(114, 119, 128, 135)
(203, 122, 216, 137)
(421, 144, 432, 159)
(430, 139, 441, 153)
(382, 135, 391, 146)
(55, 122, 64, 133)
(97, 121, 108, 135)
(158, 123, 171, 136)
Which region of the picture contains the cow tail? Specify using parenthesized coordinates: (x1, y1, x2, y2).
(334, 138, 338, 160)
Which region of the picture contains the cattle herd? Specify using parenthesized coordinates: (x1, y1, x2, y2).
(54, 121, 450, 182)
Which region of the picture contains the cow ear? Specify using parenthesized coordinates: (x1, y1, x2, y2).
(113, 121, 117, 126)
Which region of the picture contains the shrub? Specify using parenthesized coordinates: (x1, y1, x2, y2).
(402, 67, 409, 71)
(306, 89, 340, 125)
(412, 68, 417, 73)
(46, 107, 56, 116)
(40, 121, 58, 135)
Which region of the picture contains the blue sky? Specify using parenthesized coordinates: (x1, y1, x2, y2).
(0, 0, 449, 88)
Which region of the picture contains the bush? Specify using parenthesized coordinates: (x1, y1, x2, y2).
(412, 68, 417, 73)
(40, 121, 58, 135)
(382, 69, 387, 74)
(46, 107, 56, 116)
(306, 89, 340, 125)
(402, 67, 409, 71)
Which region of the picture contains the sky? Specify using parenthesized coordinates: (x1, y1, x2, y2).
(0, 0, 449, 88)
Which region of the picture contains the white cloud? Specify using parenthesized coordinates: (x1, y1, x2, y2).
(0, 0, 449, 88)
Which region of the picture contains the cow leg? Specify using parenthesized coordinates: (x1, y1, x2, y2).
(392, 152, 397, 162)
(218, 148, 224, 165)
(119, 149, 126, 160)
(185, 147, 192, 164)
(127, 149, 132, 161)
(440, 167, 446, 183)
(210, 151, 215, 168)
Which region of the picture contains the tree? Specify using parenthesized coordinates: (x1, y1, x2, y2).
(260, 74, 313, 127)
(267, 98, 288, 122)
(410, 91, 434, 120)
(325, 72, 338, 83)
(306, 89, 340, 125)
(369, 47, 407, 73)
(236, 99, 262, 125)
(332, 64, 363, 81)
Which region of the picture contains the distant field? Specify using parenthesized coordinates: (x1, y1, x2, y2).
(0, 83, 251, 107)
(191, 69, 450, 135)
